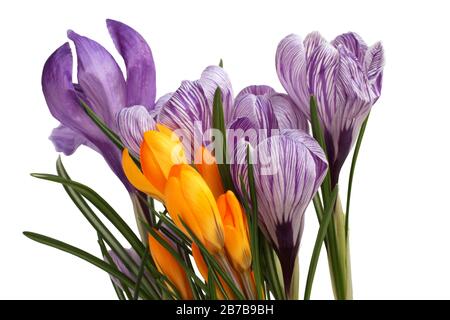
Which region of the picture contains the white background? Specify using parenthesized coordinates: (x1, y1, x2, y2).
(1, 0, 449, 299)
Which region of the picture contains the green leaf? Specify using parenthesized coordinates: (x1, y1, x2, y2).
(345, 114, 369, 239)
(133, 245, 150, 300)
(219, 59, 224, 68)
(98, 234, 132, 299)
(245, 146, 263, 299)
(304, 186, 339, 300)
(23, 231, 152, 300)
(32, 160, 159, 298)
(212, 87, 234, 192)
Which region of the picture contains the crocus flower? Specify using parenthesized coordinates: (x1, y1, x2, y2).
(217, 191, 251, 273)
(232, 130, 328, 295)
(121, 124, 187, 201)
(157, 68, 307, 157)
(164, 164, 224, 254)
(276, 32, 384, 185)
(148, 231, 193, 300)
(42, 19, 157, 191)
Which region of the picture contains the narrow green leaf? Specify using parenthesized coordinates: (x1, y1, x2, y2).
(33, 161, 158, 297)
(80, 99, 124, 151)
(23, 232, 152, 300)
(212, 87, 234, 192)
(219, 59, 223, 68)
(345, 114, 369, 238)
(304, 186, 339, 300)
(133, 245, 150, 300)
(98, 234, 132, 299)
(246, 146, 263, 299)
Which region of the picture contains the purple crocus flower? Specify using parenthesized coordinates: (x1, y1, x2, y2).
(231, 130, 327, 295)
(276, 32, 384, 185)
(42, 19, 157, 191)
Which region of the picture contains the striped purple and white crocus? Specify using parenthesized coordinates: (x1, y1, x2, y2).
(276, 32, 384, 185)
(231, 130, 327, 297)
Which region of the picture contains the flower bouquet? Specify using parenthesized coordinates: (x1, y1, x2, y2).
(26, 19, 384, 300)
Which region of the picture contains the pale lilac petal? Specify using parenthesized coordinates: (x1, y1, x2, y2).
(237, 85, 275, 97)
(231, 91, 278, 132)
(68, 30, 126, 127)
(153, 92, 173, 117)
(269, 93, 309, 131)
(303, 31, 327, 60)
(107, 19, 156, 109)
(198, 66, 234, 124)
(306, 42, 342, 124)
(332, 32, 368, 63)
(117, 105, 156, 156)
(364, 42, 384, 97)
(158, 80, 210, 153)
(49, 125, 88, 156)
(276, 34, 309, 114)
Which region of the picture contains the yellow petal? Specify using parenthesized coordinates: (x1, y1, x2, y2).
(224, 225, 252, 272)
(140, 141, 167, 194)
(148, 232, 193, 300)
(191, 243, 208, 281)
(164, 173, 205, 246)
(121, 149, 163, 201)
(180, 166, 224, 253)
(195, 147, 224, 200)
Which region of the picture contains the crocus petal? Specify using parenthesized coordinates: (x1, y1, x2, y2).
(148, 232, 193, 299)
(49, 125, 89, 156)
(194, 146, 224, 200)
(117, 105, 156, 156)
(107, 19, 156, 109)
(232, 90, 279, 132)
(332, 32, 368, 63)
(269, 93, 308, 131)
(158, 80, 211, 152)
(364, 42, 384, 97)
(198, 66, 234, 124)
(107, 248, 143, 284)
(68, 30, 126, 127)
(122, 149, 163, 200)
(237, 85, 275, 97)
(276, 34, 309, 112)
(303, 31, 327, 60)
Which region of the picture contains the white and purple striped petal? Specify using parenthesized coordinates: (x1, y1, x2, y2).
(117, 105, 156, 157)
(231, 130, 327, 293)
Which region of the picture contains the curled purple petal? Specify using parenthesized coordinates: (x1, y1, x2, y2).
(42, 42, 131, 191)
(68, 30, 126, 128)
(49, 125, 89, 156)
(107, 19, 156, 110)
